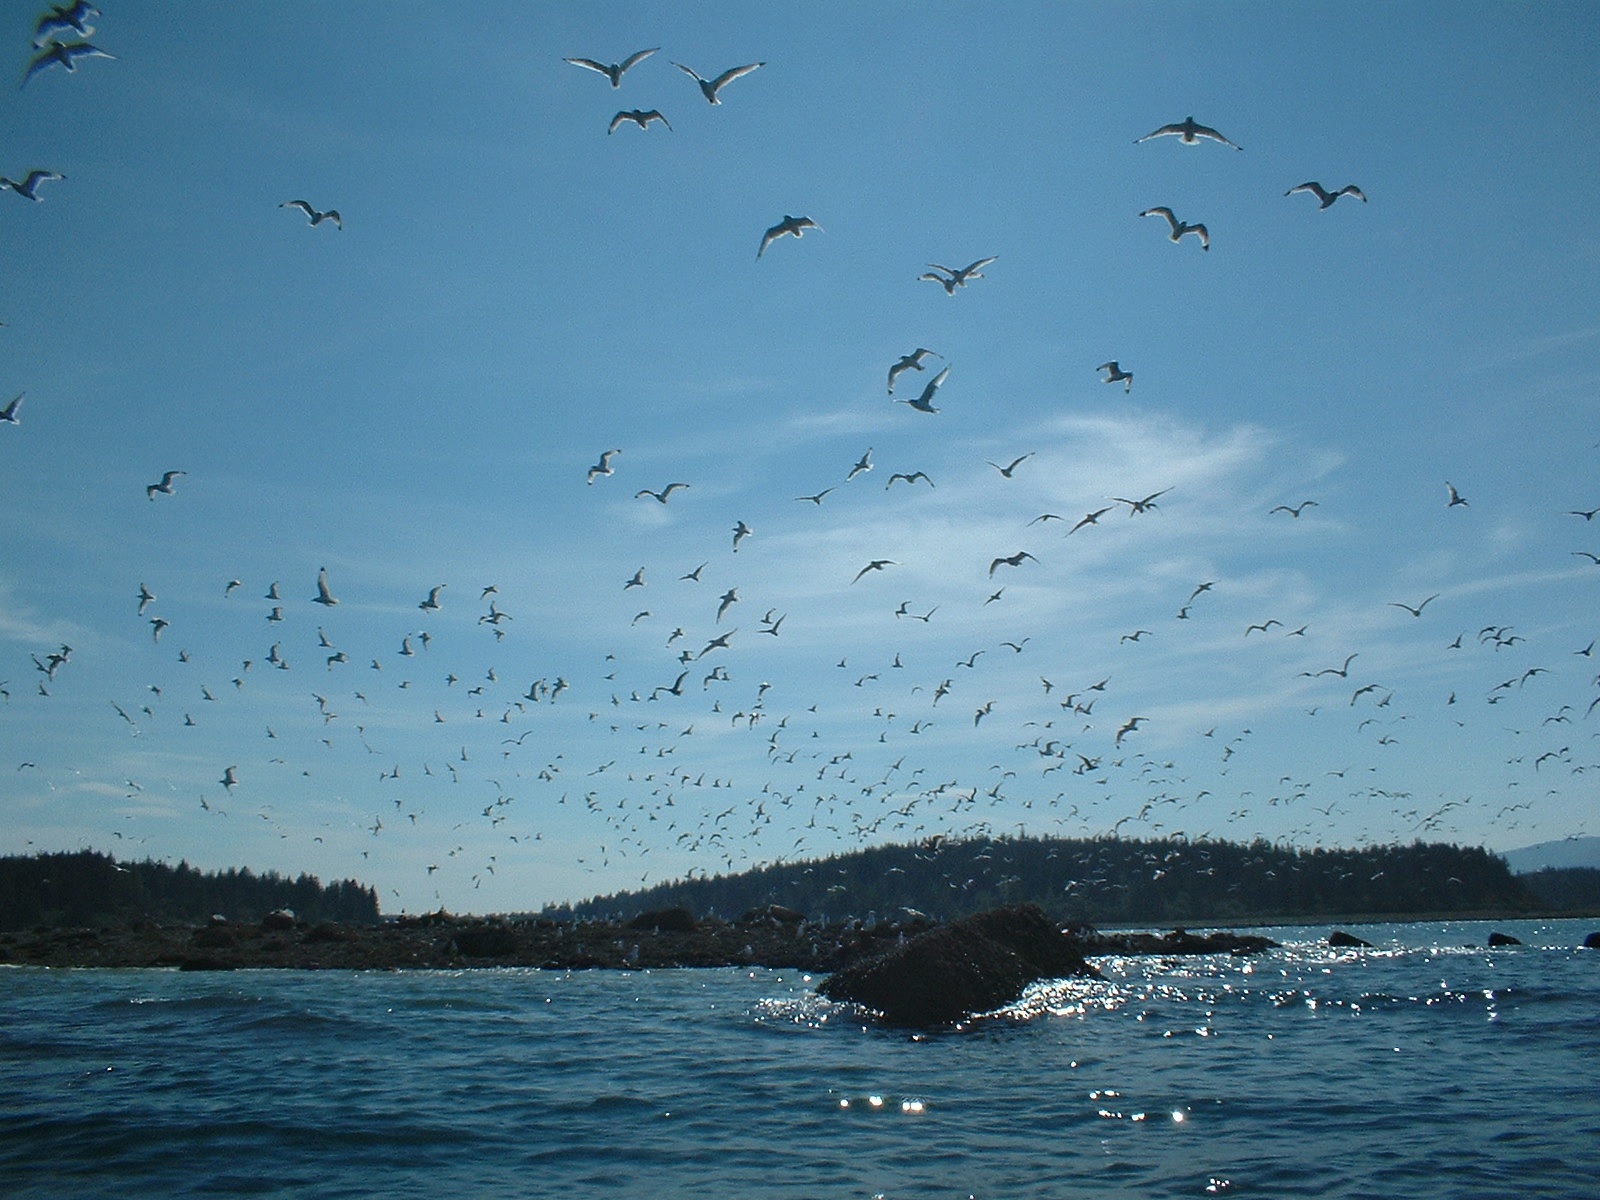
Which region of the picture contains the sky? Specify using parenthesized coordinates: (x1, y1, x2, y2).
(1, 1, 1597, 915)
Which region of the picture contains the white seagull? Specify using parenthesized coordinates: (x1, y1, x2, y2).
(564, 48, 659, 87)
(758, 215, 822, 258)
(313, 567, 339, 607)
(1, 170, 64, 201)
(1140, 207, 1209, 250)
(22, 40, 114, 87)
(146, 470, 185, 500)
(1135, 116, 1241, 150)
(673, 61, 764, 104)
(1286, 182, 1367, 209)
(280, 200, 342, 229)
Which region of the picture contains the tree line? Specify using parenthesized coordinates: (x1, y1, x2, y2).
(0, 850, 379, 930)
(552, 835, 1572, 925)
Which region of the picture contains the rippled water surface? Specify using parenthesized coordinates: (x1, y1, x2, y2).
(4, 920, 1598, 1198)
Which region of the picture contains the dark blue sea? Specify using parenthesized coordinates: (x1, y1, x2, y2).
(4, 919, 1598, 1199)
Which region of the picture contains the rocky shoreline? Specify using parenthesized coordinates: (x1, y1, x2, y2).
(0, 904, 1276, 976)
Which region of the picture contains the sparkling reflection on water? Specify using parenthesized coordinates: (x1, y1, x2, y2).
(2, 919, 1597, 1199)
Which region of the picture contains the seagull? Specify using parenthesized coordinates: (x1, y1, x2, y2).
(608, 109, 671, 134)
(732, 520, 752, 552)
(587, 448, 620, 483)
(1067, 507, 1114, 535)
(847, 448, 873, 481)
(898, 365, 949, 414)
(1140, 207, 1209, 250)
(758, 215, 821, 258)
(624, 568, 646, 589)
(636, 482, 689, 503)
(146, 470, 185, 500)
(795, 487, 835, 504)
(1115, 716, 1148, 747)
(0, 393, 22, 424)
(716, 589, 738, 622)
(0, 170, 64, 201)
(419, 585, 445, 613)
(1112, 488, 1171, 515)
(680, 562, 707, 581)
(149, 617, 169, 643)
(33, 2, 99, 46)
(987, 453, 1033, 479)
(989, 551, 1037, 576)
(313, 567, 339, 607)
(564, 48, 659, 87)
(885, 471, 933, 489)
(137, 583, 155, 615)
(1286, 182, 1367, 208)
(1096, 361, 1133, 392)
(1271, 501, 1318, 517)
(852, 560, 896, 584)
(280, 200, 341, 229)
(220, 765, 238, 791)
(22, 39, 114, 87)
(673, 61, 765, 104)
(1445, 481, 1469, 508)
(919, 257, 997, 294)
(1135, 116, 1241, 150)
(888, 348, 940, 394)
(1389, 593, 1440, 618)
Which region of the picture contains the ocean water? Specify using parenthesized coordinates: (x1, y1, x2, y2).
(3, 919, 1598, 1199)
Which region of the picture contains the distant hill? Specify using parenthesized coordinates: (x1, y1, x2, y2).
(553, 835, 1539, 926)
(0, 850, 380, 931)
(1500, 837, 1600, 873)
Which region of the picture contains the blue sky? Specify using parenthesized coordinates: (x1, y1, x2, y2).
(2, 1, 1597, 914)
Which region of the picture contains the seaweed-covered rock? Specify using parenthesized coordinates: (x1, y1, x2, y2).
(818, 904, 1098, 1026)
(1328, 930, 1374, 948)
(1486, 932, 1523, 947)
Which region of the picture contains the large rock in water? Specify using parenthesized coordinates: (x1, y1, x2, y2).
(818, 904, 1099, 1026)
(1584, 932, 1600, 950)
(1328, 930, 1374, 948)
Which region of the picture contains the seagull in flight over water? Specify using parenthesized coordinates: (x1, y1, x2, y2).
(673, 61, 764, 104)
(564, 48, 658, 87)
(1135, 116, 1242, 150)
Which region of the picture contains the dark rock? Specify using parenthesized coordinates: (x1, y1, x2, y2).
(1582, 932, 1600, 949)
(261, 909, 297, 932)
(192, 925, 237, 949)
(1487, 932, 1522, 947)
(627, 907, 696, 934)
(1328, 930, 1374, 948)
(306, 922, 348, 943)
(818, 904, 1098, 1026)
(455, 922, 519, 957)
(740, 904, 806, 926)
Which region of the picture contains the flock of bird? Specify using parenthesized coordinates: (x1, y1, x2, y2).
(2, 10, 1595, 914)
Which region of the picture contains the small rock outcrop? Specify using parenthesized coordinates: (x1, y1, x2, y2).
(818, 904, 1099, 1026)
(1583, 932, 1600, 950)
(1328, 930, 1374, 948)
(627, 907, 696, 934)
(261, 909, 297, 932)
(1486, 932, 1523, 947)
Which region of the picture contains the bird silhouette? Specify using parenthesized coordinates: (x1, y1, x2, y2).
(758, 215, 822, 258)
(1287, 182, 1366, 208)
(1390, 594, 1440, 618)
(313, 567, 339, 607)
(33, 2, 99, 47)
(280, 200, 341, 229)
(989, 551, 1037, 577)
(1135, 116, 1241, 150)
(0, 170, 64, 201)
(22, 39, 114, 87)
(587, 449, 619, 483)
(0, 393, 22, 424)
(888, 348, 940, 393)
(674, 61, 764, 104)
(1140, 207, 1209, 250)
(564, 48, 658, 87)
(1096, 361, 1133, 392)
(635, 483, 689, 503)
(608, 109, 671, 134)
(987, 453, 1033, 478)
(919, 257, 996, 294)
(897, 365, 949, 413)
(1445, 481, 1469, 507)
(852, 560, 896, 584)
(146, 470, 184, 500)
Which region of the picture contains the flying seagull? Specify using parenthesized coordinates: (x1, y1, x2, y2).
(1389, 593, 1440, 618)
(564, 48, 659, 87)
(22, 39, 114, 87)
(989, 551, 1038, 576)
(888, 348, 940, 394)
(636, 482, 689, 503)
(1096, 361, 1133, 392)
(146, 470, 185, 500)
(847, 448, 873, 481)
(673, 61, 764, 104)
(1135, 116, 1241, 150)
(0, 170, 64, 201)
(852, 560, 896, 584)
(0, 393, 22, 424)
(419, 585, 445, 613)
(898, 365, 950, 414)
(281, 200, 341, 229)
(987, 453, 1033, 479)
(1445, 481, 1469, 508)
(886, 471, 933, 489)
(34, 3, 98, 46)
(1286, 182, 1367, 208)
(919, 257, 997, 294)
(1141, 207, 1209, 250)
(1271, 501, 1319, 517)
(587, 449, 619, 483)
(609, 109, 671, 134)
(313, 567, 339, 607)
(758, 215, 822, 258)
